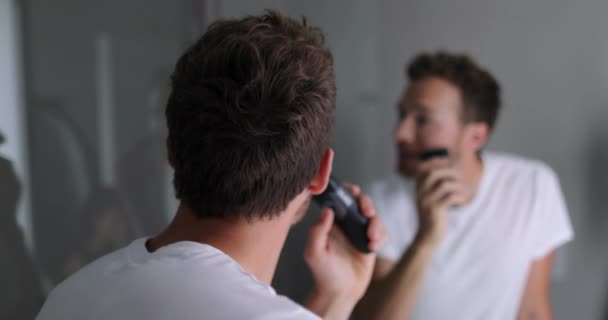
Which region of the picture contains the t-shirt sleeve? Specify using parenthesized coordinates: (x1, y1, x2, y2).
(529, 165, 574, 260)
(367, 179, 417, 262)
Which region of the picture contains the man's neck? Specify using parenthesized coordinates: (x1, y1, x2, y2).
(146, 204, 293, 285)
(461, 154, 485, 203)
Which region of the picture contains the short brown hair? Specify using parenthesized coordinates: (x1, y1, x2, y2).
(407, 51, 501, 130)
(165, 10, 335, 220)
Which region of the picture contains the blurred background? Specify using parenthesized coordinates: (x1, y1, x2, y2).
(0, 0, 607, 319)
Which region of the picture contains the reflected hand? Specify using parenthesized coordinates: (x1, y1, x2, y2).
(416, 159, 471, 246)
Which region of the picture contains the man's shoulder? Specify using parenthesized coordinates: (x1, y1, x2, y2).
(38, 239, 320, 320)
(484, 151, 563, 202)
(176, 268, 320, 320)
(37, 243, 134, 319)
(53, 242, 131, 289)
(486, 151, 556, 178)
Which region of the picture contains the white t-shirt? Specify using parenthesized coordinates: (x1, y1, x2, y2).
(369, 152, 574, 320)
(37, 238, 320, 320)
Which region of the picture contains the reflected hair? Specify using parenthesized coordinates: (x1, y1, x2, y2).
(407, 51, 501, 131)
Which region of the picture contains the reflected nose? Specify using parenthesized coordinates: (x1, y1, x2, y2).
(395, 117, 415, 145)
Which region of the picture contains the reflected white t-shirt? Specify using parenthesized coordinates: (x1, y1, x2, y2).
(37, 238, 319, 320)
(369, 152, 574, 320)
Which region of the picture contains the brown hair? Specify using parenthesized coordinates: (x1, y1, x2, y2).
(407, 51, 501, 130)
(165, 10, 336, 220)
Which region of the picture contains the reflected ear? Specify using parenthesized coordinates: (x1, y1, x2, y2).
(308, 148, 334, 195)
(467, 122, 489, 152)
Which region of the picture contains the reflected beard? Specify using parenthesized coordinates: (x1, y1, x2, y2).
(397, 160, 417, 177)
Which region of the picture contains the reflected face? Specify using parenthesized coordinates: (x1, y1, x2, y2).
(395, 77, 467, 176)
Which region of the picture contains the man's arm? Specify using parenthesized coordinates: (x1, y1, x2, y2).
(517, 251, 555, 320)
(354, 235, 438, 320)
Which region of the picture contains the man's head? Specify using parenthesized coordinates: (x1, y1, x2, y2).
(395, 51, 501, 176)
(166, 10, 336, 221)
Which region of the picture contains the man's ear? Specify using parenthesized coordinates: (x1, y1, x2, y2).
(467, 122, 489, 152)
(308, 148, 334, 195)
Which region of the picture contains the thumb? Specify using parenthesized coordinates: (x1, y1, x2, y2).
(305, 208, 335, 261)
(419, 157, 450, 173)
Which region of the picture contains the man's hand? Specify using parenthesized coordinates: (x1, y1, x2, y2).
(415, 159, 471, 246)
(304, 184, 386, 319)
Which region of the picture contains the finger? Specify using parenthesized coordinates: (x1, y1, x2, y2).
(426, 180, 470, 210)
(437, 190, 468, 210)
(421, 168, 459, 190)
(368, 228, 387, 251)
(369, 232, 386, 252)
(343, 183, 361, 197)
(418, 157, 450, 174)
(358, 194, 377, 218)
(418, 168, 460, 196)
(424, 180, 461, 204)
(305, 208, 335, 260)
(328, 224, 349, 246)
(327, 224, 358, 256)
(366, 211, 386, 245)
(366, 214, 382, 240)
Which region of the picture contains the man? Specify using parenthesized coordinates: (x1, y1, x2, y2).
(37, 11, 385, 320)
(356, 52, 573, 319)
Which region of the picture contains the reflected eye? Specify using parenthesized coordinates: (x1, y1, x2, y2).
(415, 114, 429, 125)
(398, 109, 406, 120)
